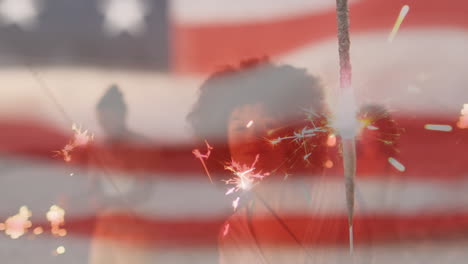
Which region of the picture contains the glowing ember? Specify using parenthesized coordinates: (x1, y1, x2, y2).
(46, 205, 66, 236)
(388, 157, 405, 172)
(324, 160, 334, 168)
(55, 123, 93, 162)
(56, 246, 66, 255)
(33, 226, 43, 235)
(327, 134, 337, 147)
(424, 124, 453, 132)
(246, 120, 254, 128)
(192, 140, 214, 183)
(457, 104, 468, 129)
(388, 5, 410, 42)
(4, 206, 32, 239)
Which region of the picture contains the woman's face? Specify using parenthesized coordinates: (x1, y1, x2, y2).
(227, 103, 287, 172)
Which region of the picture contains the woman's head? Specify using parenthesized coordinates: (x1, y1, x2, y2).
(96, 84, 128, 138)
(188, 58, 329, 174)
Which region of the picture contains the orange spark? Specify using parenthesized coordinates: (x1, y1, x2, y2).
(192, 140, 214, 183)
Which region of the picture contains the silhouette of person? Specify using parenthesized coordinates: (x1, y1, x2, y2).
(89, 84, 157, 264)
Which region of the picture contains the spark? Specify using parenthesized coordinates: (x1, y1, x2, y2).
(232, 197, 240, 210)
(324, 160, 334, 168)
(224, 155, 269, 210)
(367, 125, 379, 130)
(388, 5, 410, 42)
(457, 104, 468, 129)
(46, 205, 66, 237)
(222, 223, 230, 237)
(33, 226, 43, 235)
(192, 140, 214, 183)
(56, 246, 65, 255)
(224, 154, 267, 192)
(55, 123, 93, 162)
(388, 157, 405, 172)
(327, 134, 337, 147)
(4, 206, 32, 239)
(268, 125, 328, 148)
(424, 124, 453, 132)
(246, 120, 254, 128)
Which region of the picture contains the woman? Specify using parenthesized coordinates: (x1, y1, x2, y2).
(188, 58, 332, 263)
(88, 85, 157, 264)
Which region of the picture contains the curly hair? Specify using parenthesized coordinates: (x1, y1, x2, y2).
(187, 58, 330, 175)
(188, 58, 326, 140)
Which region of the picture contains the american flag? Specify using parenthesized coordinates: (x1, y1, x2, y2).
(0, 0, 467, 263)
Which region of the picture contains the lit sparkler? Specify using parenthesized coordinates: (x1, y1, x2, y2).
(192, 140, 214, 183)
(223, 154, 269, 210)
(4, 206, 32, 239)
(388, 5, 410, 42)
(55, 123, 94, 162)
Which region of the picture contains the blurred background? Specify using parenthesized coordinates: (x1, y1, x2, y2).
(0, 0, 467, 263)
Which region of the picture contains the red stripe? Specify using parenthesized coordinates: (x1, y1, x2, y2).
(173, 0, 468, 74)
(0, 114, 466, 180)
(27, 212, 468, 247)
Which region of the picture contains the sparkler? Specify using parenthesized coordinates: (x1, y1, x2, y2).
(388, 5, 410, 42)
(336, 0, 357, 255)
(192, 140, 214, 183)
(223, 154, 268, 210)
(55, 123, 94, 162)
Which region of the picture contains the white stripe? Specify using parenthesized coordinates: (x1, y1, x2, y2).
(171, 0, 360, 25)
(1, 156, 468, 220)
(282, 29, 468, 115)
(221, 240, 468, 264)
